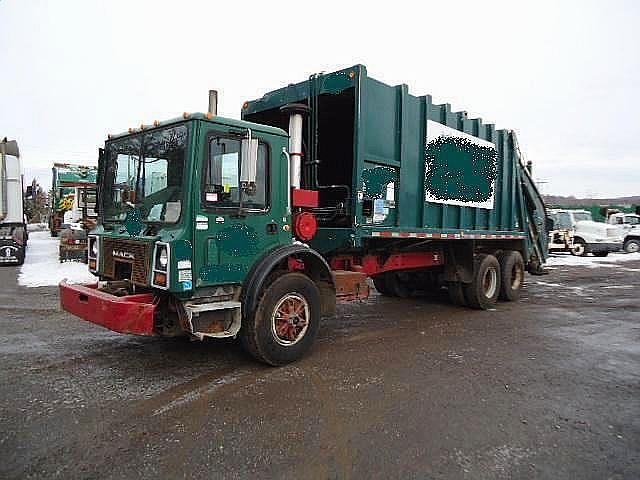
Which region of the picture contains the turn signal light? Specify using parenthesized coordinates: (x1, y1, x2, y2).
(154, 272, 167, 286)
(88, 259, 96, 270)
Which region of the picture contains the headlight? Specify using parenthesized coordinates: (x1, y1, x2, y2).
(91, 240, 98, 257)
(159, 247, 168, 268)
(152, 242, 170, 289)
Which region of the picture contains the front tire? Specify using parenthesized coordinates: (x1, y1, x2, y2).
(240, 272, 321, 366)
(463, 254, 501, 310)
(570, 238, 587, 256)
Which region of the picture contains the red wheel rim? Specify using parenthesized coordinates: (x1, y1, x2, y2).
(271, 293, 310, 346)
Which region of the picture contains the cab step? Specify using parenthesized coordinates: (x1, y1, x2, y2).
(184, 300, 242, 339)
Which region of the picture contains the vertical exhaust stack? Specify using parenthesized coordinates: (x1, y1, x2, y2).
(280, 104, 310, 189)
(208, 90, 218, 116)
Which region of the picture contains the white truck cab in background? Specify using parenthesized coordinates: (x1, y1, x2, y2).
(0, 138, 27, 265)
(607, 212, 640, 253)
(548, 209, 623, 257)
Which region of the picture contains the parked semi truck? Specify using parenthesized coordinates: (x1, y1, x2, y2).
(60, 66, 548, 365)
(0, 138, 27, 265)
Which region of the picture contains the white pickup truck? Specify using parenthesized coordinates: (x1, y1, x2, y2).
(607, 212, 640, 253)
(548, 209, 623, 257)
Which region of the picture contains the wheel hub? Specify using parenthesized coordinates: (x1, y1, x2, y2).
(271, 294, 309, 346)
(483, 267, 498, 298)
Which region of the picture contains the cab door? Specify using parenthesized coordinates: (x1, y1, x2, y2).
(193, 124, 290, 288)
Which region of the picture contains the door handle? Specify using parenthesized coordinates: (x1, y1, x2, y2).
(266, 222, 278, 235)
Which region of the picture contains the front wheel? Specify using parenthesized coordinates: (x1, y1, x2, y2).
(570, 239, 587, 256)
(240, 272, 321, 366)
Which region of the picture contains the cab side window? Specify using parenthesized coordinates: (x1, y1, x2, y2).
(556, 213, 572, 229)
(204, 136, 269, 210)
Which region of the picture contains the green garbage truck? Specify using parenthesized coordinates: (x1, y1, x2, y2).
(60, 65, 548, 365)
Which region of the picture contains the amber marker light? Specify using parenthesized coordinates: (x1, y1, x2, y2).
(153, 120, 160, 127)
(349, 71, 356, 79)
(154, 272, 167, 287)
(183, 112, 190, 119)
(242, 101, 249, 109)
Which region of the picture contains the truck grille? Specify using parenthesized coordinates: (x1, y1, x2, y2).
(102, 238, 152, 286)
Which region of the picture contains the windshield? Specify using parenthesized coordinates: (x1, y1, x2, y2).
(626, 215, 640, 225)
(572, 212, 592, 222)
(102, 125, 188, 223)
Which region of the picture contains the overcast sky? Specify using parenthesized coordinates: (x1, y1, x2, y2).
(1, 0, 638, 198)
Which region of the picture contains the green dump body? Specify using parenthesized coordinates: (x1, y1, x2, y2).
(243, 65, 547, 263)
(50, 163, 98, 235)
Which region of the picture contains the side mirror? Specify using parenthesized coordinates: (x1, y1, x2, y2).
(240, 135, 258, 194)
(95, 148, 105, 214)
(25, 186, 33, 199)
(1, 140, 20, 158)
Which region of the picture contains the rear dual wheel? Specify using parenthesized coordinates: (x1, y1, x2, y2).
(373, 271, 412, 298)
(463, 254, 501, 310)
(448, 251, 524, 309)
(498, 250, 525, 302)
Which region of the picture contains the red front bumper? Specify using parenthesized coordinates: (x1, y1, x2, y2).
(59, 280, 157, 336)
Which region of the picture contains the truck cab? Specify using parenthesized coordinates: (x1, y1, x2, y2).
(0, 138, 27, 265)
(548, 209, 623, 257)
(607, 212, 640, 253)
(61, 113, 338, 364)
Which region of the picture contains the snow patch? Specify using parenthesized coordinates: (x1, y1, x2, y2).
(18, 231, 97, 287)
(546, 252, 639, 269)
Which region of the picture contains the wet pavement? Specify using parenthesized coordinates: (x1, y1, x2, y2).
(1, 256, 639, 479)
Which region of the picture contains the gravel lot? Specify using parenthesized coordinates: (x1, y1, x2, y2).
(1, 253, 639, 479)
